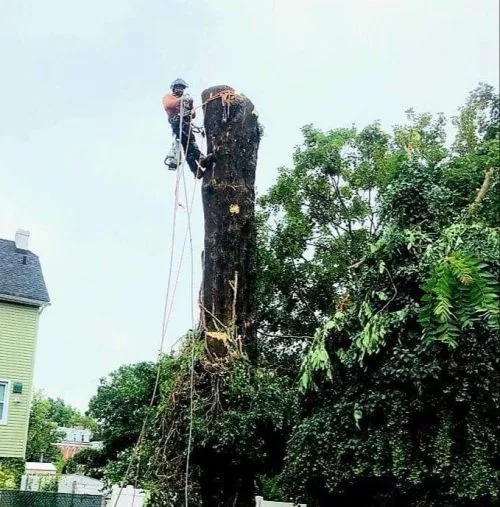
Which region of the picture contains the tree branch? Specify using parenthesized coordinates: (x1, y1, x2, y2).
(330, 175, 354, 236)
(468, 167, 497, 214)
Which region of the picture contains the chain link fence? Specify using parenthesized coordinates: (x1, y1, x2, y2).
(0, 490, 103, 507)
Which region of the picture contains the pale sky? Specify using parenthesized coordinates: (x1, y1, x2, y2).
(1, 0, 498, 410)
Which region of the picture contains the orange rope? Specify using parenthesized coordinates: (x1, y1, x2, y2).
(193, 88, 237, 112)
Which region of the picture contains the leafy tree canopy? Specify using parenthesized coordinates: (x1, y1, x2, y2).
(46, 397, 97, 432)
(26, 393, 65, 463)
(273, 83, 499, 506)
(76, 84, 499, 507)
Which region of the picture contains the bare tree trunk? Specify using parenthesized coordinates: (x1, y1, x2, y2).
(196, 85, 260, 507)
(200, 85, 260, 360)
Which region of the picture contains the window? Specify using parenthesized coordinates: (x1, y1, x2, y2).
(0, 380, 9, 425)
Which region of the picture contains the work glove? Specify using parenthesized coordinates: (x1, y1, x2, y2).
(181, 94, 194, 115)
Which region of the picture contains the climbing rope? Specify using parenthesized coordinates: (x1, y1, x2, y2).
(113, 97, 201, 507)
(114, 89, 232, 506)
(179, 159, 197, 507)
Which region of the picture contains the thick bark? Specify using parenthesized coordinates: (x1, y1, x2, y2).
(200, 85, 260, 360)
(197, 85, 260, 507)
(198, 453, 255, 507)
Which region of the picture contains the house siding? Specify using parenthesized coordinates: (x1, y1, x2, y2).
(0, 301, 39, 458)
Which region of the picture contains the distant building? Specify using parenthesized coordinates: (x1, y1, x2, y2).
(0, 230, 50, 458)
(55, 427, 102, 460)
(59, 426, 92, 444)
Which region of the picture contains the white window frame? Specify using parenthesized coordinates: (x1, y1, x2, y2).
(0, 379, 10, 425)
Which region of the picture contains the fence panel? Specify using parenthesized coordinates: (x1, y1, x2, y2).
(255, 496, 307, 507)
(0, 490, 103, 507)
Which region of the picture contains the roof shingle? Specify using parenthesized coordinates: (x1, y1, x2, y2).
(0, 238, 50, 305)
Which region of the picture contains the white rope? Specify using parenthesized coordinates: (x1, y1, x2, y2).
(113, 89, 214, 505)
(113, 94, 193, 507)
(180, 148, 197, 507)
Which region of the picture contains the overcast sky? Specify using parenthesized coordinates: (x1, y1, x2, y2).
(1, 0, 498, 411)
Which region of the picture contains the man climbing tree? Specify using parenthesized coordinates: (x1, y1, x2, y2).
(162, 78, 212, 178)
(149, 86, 263, 507)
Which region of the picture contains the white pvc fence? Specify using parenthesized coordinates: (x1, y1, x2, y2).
(255, 496, 307, 507)
(106, 485, 147, 507)
(20, 474, 58, 492)
(58, 474, 104, 496)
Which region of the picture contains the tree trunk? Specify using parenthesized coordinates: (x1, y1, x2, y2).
(200, 85, 260, 360)
(197, 84, 260, 507)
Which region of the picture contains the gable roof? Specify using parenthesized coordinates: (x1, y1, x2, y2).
(0, 239, 50, 306)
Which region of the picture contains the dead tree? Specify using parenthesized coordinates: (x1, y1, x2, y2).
(192, 86, 261, 507)
(200, 85, 260, 360)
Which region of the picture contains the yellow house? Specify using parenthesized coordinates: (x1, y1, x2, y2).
(0, 230, 50, 458)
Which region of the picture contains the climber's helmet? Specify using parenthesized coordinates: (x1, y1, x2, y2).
(171, 78, 188, 97)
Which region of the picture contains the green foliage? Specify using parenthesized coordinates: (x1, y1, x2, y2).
(25, 393, 98, 467)
(258, 475, 285, 501)
(88, 361, 158, 460)
(299, 311, 345, 391)
(452, 83, 499, 156)
(81, 84, 499, 507)
(46, 397, 97, 432)
(0, 458, 24, 489)
(39, 476, 59, 492)
(262, 84, 500, 506)
(257, 122, 389, 338)
(63, 447, 107, 479)
(26, 392, 64, 463)
(145, 342, 297, 506)
(419, 252, 499, 347)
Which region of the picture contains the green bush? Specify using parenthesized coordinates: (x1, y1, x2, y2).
(0, 458, 24, 489)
